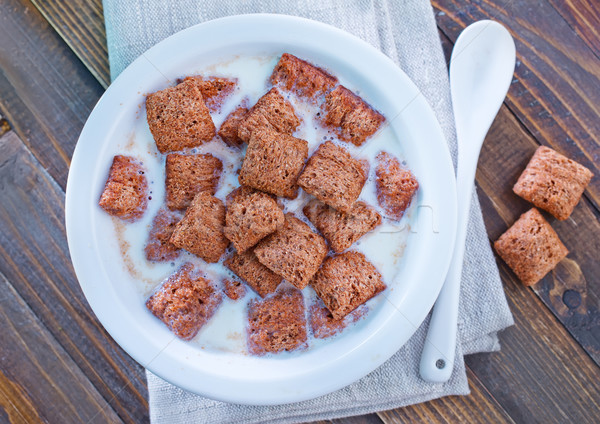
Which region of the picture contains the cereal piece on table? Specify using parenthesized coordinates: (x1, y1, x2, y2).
(144, 208, 182, 262)
(494, 208, 569, 286)
(218, 105, 249, 148)
(146, 79, 216, 153)
(254, 214, 328, 290)
(165, 153, 222, 211)
(270, 53, 338, 99)
(99, 155, 148, 222)
(224, 250, 282, 298)
(513, 146, 593, 220)
(303, 199, 381, 253)
(321, 85, 385, 146)
(247, 288, 307, 355)
(184, 76, 237, 112)
(223, 278, 246, 301)
(311, 251, 386, 320)
(238, 128, 308, 199)
(146, 263, 222, 340)
(309, 302, 366, 339)
(224, 186, 284, 252)
(375, 151, 418, 220)
(297, 141, 367, 212)
(170, 192, 228, 263)
(237, 88, 301, 142)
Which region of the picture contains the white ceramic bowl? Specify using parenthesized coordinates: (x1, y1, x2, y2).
(66, 14, 456, 405)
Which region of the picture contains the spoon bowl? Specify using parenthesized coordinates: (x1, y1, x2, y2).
(451, 21, 517, 144)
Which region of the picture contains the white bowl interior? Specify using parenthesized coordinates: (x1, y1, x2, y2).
(66, 14, 456, 405)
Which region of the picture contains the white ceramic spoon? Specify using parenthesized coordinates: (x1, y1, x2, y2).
(419, 20, 516, 383)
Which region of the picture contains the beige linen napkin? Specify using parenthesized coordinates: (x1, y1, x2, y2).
(102, 1, 514, 422)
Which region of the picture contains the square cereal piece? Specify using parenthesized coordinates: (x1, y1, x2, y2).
(146, 263, 222, 340)
(183, 76, 237, 112)
(237, 88, 301, 142)
(375, 151, 419, 220)
(311, 251, 386, 320)
(146, 79, 216, 153)
(297, 141, 367, 212)
(270, 53, 338, 99)
(222, 278, 247, 301)
(218, 105, 249, 148)
(238, 128, 308, 198)
(494, 208, 569, 286)
(144, 208, 182, 262)
(513, 146, 593, 220)
(254, 214, 328, 289)
(224, 186, 285, 252)
(165, 153, 222, 211)
(309, 301, 366, 339)
(170, 192, 229, 263)
(247, 288, 307, 355)
(303, 199, 381, 253)
(224, 250, 282, 298)
(99, 155, 148, 222)
(321, 85, 385, 146)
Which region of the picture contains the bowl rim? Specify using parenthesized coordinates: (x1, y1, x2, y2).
(65, 13, 457, 405)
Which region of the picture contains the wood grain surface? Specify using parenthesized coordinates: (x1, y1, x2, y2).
(30, 0, 110, 88)
(0, 0, 104, 190)
(0, 258, 122, 423)
(0, 130, 148, 423)
(0, 0, 598, 423)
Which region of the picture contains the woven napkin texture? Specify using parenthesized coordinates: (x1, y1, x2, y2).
(102, 0, 514, 422)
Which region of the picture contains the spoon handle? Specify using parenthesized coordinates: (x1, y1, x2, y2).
(419, 160, 479, 383)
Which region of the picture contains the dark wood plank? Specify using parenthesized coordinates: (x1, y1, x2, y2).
(0, 265, 122, 423)
(433, 0, 600, 212)
(0, 0, 104, 190)
(0, 131, 149, 424)
(465, 259, 600, 423)
(378, 369, 514, 424)
(30, 0, 110, 87)
(324, 414, 384, 424)
(548, 0, 600, 58)
(476, 105, 600, 365)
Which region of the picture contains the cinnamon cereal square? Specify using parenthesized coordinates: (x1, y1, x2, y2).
(218, 105, 249, 148)
(146, 263, 222, 340)
(99, 155, 148, 222)
(165, 153, 222, 211)
(494, 208, 569, 286)
(224, 186, 284, 252)
(297, 141, 367, 212)
(254, 214, 328, 289)
(144, 208, 182, 262)
(146, 79, 216, 153)
(311, 251, 386, 320)
(303, 199, 381, 253)
(224, 250, 282, 298)
(238, 128, 308, 199)
(237, 88, 300, 142)
(321, 85, 385, 146)
(247, 288, 307, 355)
(183, 75, 237, 112)
(375, 151, 418, 220)
(270, 53, 338, 98)
(513, 146, 593, 220)
(170, 192, 229, 263)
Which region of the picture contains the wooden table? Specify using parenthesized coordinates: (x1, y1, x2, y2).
(0, 0, 598, 422)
